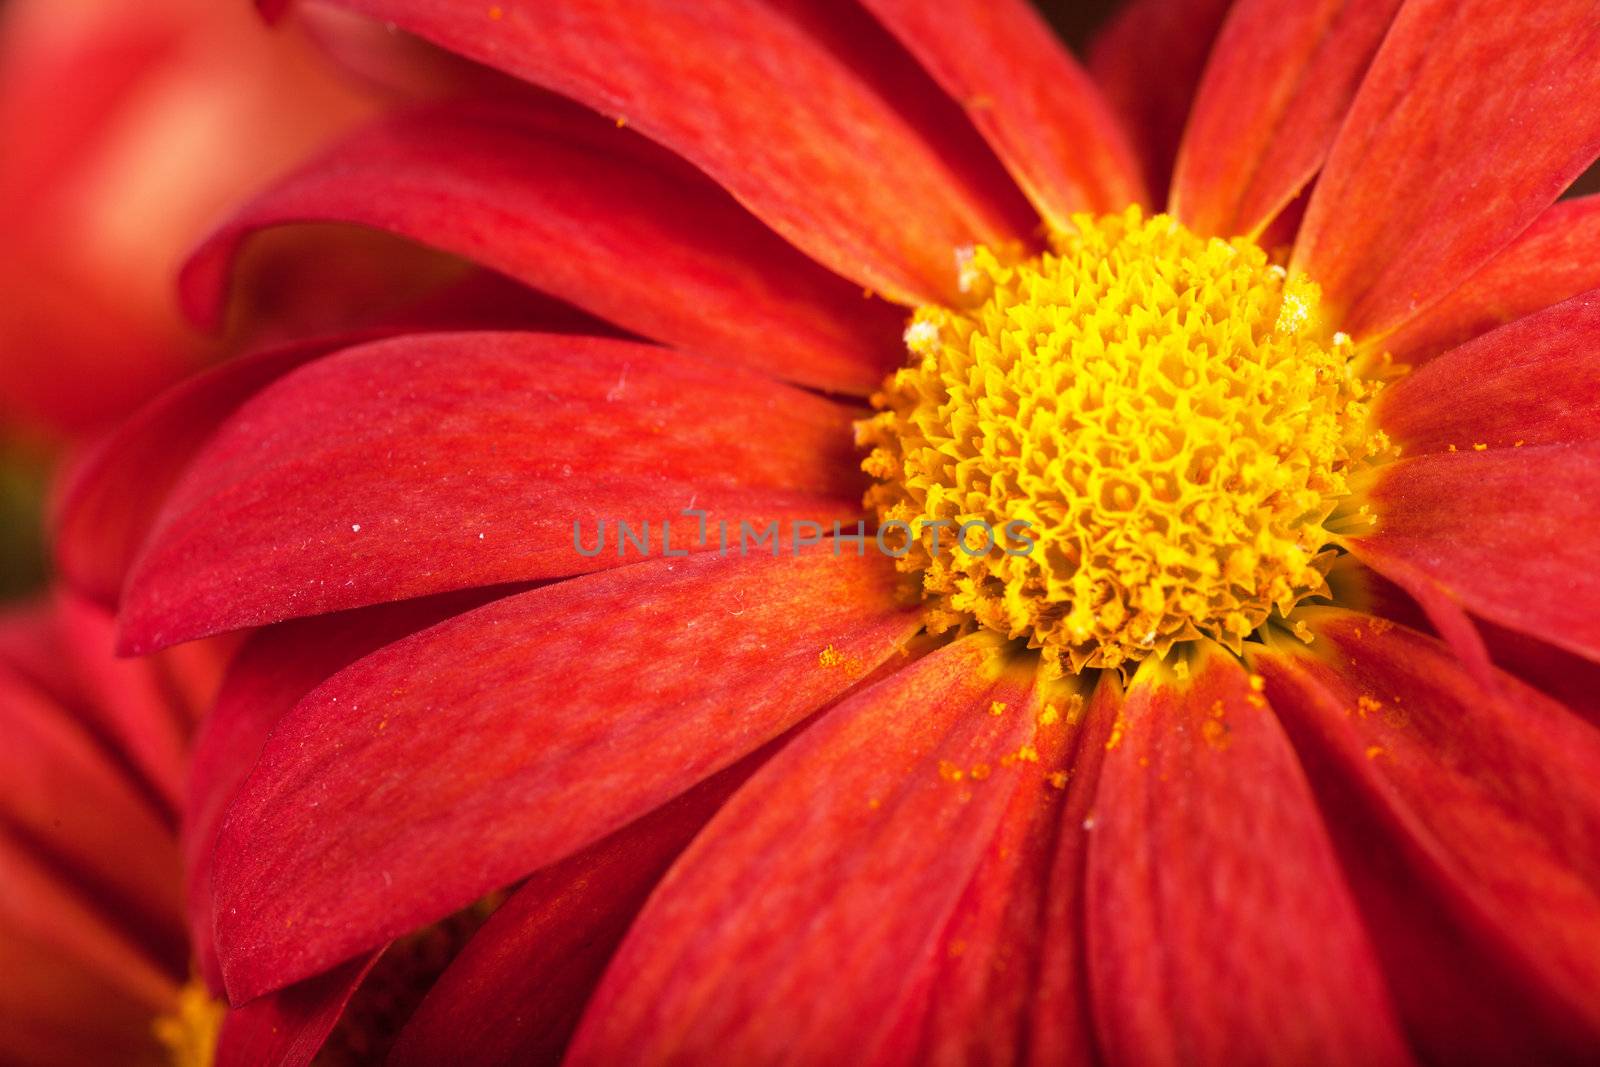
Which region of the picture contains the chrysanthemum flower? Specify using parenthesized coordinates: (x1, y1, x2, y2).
(55, 0, 1600, 1063)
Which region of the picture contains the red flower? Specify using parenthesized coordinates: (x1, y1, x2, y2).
(52, 0, 1600, 1064)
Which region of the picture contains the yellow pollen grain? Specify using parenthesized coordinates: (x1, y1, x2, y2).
(1048, 770, 1070, 789)
(859, 207, 1397, 675)
(1105, 717, 1126, 751)
(818, 644, 863, 677)
(153, 979, 225, 1067)
(989, 700, 1008, 716)
(1039, 703, 1061, 726)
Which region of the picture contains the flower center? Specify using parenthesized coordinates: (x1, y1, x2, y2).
(859, 207, 1396, 675)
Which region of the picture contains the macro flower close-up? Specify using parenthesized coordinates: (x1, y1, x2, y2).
(6, 0, 1600, 1064)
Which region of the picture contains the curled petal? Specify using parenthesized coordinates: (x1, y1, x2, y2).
(181, 98, 905, 395)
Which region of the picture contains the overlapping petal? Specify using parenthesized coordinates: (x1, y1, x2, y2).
(1086, 647, 1411, 1066)
(120, 332, 868, 652)
(1379, 196, 1600, 362)
(210, 547, 919, 1002)
(910, 679, 1114, 1067)
(1376, 290, 1600, 454)
(387, 739, 783, 1067)
(563, 637, 1042, 1064)
(215, 957, 378, 1067)
(1253, 612, 1600, 1061)
(0, 831, 178, 1067)
(1086, 0, 1233, 198)
(313, 0, 1037, 304)
(183, 592, 501, 991)
(54, 335, 363, 607)
(180, 98, 905, 395)
(1292, 0, 1600, 338)
(1344, 442, 1600, 664)
(860, 0, 1144, 227)
(1171, 0, 1401, 238)
(1025, 681, 1120, 1067)
(56, 282, 591, 609)
(0, 661, 184, 951)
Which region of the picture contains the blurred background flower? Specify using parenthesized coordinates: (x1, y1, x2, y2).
(0, 0, 376, 597)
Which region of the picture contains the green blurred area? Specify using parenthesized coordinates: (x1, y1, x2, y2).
(0, 437, 50, 601)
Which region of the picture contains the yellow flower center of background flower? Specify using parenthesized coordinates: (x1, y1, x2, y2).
(859, 207, 1396, 675)
(154, 979, 224, 1067)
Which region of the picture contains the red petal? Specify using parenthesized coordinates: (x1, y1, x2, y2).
(0, 831, 176, 1067)
(1477, 618, 1600, 727)
(1172, 0, 1401, 237)
(904, 678, 1117, 1067)
(55, 281, 592, 609)
(53, 335, 356, 607)
(563, 636, 1044, 1065)
(1252, 612, 1600, 1060)
(216, 956, 379, 1067)
(1024, 679, 1121, 1067)
(1377, 290, 1600, 454)
(211, 548, 919, 1003)
(181, 98, 905, 395)
(859, 0, 1144, 226)
(314, 0, 1035, 304)
(45, 591, 189, 813)
(120, 332, 867, 653)
(0, 662, 184, 958)
(388, 736, 782, 1067)
(1345, 442, 1600, 664)
(1086, 0, 1233, 199)
(1087, 647, 1411, 1067)
(1380, 196, 1600, 362)
(1292, 0, 1600, 338)
(184, 592, 500, 993)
